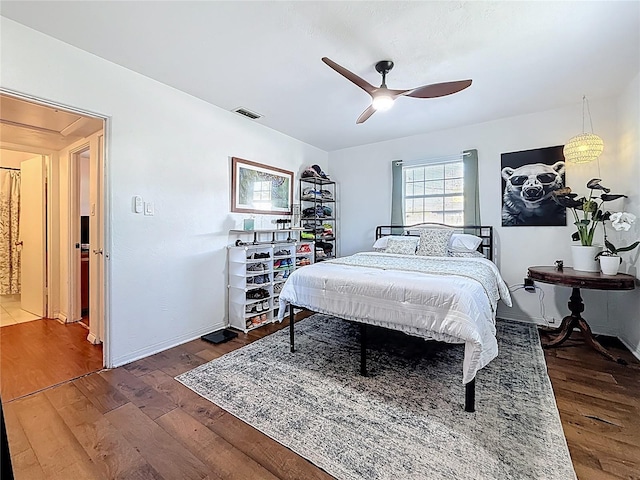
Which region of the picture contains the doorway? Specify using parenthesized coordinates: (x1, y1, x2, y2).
(0, 92, 107, 399)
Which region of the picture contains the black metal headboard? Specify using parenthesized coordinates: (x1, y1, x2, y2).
(375, 223, 494, 261)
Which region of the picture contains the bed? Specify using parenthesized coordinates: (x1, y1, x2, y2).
(277, 223, 512, 412)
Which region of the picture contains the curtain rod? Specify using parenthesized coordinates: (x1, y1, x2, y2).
(0, 166, 20, 171)
(400, 151, 470, 168)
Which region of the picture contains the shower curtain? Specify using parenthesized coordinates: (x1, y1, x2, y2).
(0, 170, 21, 295)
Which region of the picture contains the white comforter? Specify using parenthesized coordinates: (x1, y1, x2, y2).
(278, 252, 512, 384)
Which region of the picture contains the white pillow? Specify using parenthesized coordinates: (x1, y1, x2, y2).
(385, 237, 419, 255)
(449, 233, 483, 252)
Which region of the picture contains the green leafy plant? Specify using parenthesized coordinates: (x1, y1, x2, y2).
(595, 212, 640, 259)
(552, 179, 627, 246)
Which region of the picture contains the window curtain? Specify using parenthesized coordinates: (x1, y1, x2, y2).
(0, 170, 21, 295)
(390, 160, 404, 233)
(463, 149, 481, 226)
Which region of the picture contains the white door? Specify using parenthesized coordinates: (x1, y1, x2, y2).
(88, 134, 104, 344)
(19, 156, 46, 317)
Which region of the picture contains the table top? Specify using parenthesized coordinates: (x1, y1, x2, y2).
(528, 266, 636, 291)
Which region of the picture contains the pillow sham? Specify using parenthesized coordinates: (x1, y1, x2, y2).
(372, 235, 408, 250)
(385, 237, 419, 255)
(449, 233, 483, 252)
(416, 228, 454, 257)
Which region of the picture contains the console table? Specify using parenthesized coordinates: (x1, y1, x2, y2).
(527, 266, 636, 365)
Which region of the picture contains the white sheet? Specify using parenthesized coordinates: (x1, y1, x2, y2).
(278, 253, 512, 384)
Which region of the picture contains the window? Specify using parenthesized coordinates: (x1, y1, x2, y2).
(252, 181, 272, 209)
(404, 161, 464, 225)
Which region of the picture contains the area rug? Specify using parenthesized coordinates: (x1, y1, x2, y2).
(177, 315, 576, 480)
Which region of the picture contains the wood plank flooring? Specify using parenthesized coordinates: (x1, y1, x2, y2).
(0, 318, 103, 402)
(2, 319, 639, 480)
(543, 332, 640, 480)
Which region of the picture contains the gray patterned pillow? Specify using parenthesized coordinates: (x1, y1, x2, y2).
(385, 237, 419, 255)
(416, 228, 454, 257)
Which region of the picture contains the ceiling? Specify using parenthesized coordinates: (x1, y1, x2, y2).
(0, 94, 104, 151)
(1, 1, 638, 152)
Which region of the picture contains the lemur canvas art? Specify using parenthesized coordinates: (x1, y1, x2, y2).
(501, 146, 566, 227)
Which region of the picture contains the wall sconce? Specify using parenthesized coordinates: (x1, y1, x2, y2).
(563, 95, 604, 164)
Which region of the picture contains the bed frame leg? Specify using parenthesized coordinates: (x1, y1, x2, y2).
(465, 379, 476, 412)
(360, 323, 367, 376)
(289, 305, 295, 353)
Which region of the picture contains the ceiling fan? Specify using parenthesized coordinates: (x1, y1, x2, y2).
(322, 57, 472, 124)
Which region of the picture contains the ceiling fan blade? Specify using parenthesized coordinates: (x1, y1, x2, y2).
(393, 79, 472, 99)
(322, 57, 376, 94)
(356, 105, 376, 124)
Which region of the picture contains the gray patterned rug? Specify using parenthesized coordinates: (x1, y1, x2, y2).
(177, 315, 576, 480)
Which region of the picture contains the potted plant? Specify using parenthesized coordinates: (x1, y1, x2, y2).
(552, 179, 627, 272)
(594, 212, 639, 275)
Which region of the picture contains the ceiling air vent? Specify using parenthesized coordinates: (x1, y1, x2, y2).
(233, 107, 262, 120)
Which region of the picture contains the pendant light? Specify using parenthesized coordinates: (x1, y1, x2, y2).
(563, 95, 604, 164)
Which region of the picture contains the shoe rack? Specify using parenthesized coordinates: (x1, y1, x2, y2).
(227, 237, 314, 333)
(300, 177, 337, 262)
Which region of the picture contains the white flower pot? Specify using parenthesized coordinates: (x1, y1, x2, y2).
(570, 245, 602, 272)
(599, 255, 621, 275)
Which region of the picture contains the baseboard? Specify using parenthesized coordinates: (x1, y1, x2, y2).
(108, 321, 227, 369)
(619, 336, 640, 362)
(56, 312, 68, 323)
(86, 332, 101, 345)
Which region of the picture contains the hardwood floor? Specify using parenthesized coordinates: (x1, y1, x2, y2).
(543, 332, 640, 480)
(2, 318, 639, 480)
(0, 318, 103, 402)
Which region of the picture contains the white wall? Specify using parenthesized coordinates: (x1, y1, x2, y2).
(328, 98, 634, 336)
(80, 153, 90, 216)
(0, 149, 35, 168)
(613, 72, 640, 358)
(1, 18, 328, 366)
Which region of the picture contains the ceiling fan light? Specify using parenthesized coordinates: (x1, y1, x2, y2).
(372, 95, 394, 111)
(563, 133, 604, 164)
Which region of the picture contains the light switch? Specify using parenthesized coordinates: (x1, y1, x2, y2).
(134, 195, 143, 213)
(144, 201, 154, 216)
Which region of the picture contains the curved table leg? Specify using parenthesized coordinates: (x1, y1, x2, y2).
(543, 315, 577, 348)
(577, 318, 628, 365)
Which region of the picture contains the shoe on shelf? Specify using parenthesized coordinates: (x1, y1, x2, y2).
(274, 283, 283, 294)
(247, 263, 264, 272)
(274, 271, 284, 281)
(262, 300, 269, 311)
(245, 305, 257, 314)
(260, 313, 268, 322)
(296, 244, 312, 254)
(251, 316, 262, 325)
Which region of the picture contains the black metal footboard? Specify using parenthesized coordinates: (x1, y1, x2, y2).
(288, 306, 476, 412)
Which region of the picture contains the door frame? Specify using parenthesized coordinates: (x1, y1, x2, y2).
(1, 87, 111, 368)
